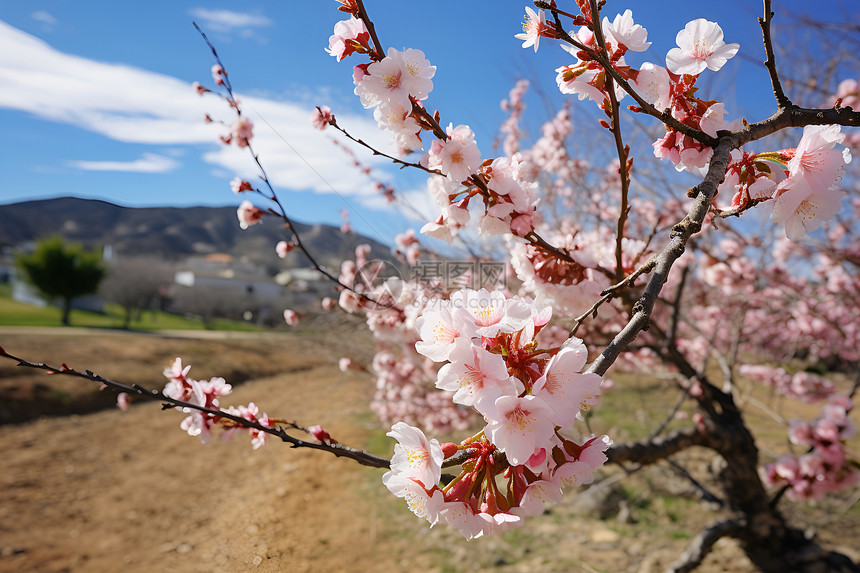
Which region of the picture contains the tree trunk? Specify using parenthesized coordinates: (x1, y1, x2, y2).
(705, 392, 858, 572)
(61, 297, 72, 326)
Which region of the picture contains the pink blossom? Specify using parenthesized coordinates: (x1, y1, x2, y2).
(354, 47, 435, 110)
(308, 425, 335, 444)
(222, 402, 272, 450)
(428, 124, 481, 182)
(414, 303, 461, 362)
(236, 200, 264, 229)
(509, 213, 534, 236)
(325, 17, 370, 61)
(230, 177, 252, 194)
(230, 117, 254, 147)
(435, 344, 518, 413)
(211, 64, 224, 85)
(338, 290, 361, 313)
(116, 392, 131, 411)
(321, 297, 337, 311)
(283, 309, 299, 326)
(666, 19, 739, 75)
(635, 62, 672, 111)
(275, 240, 295, 258)
(382, 422, 443, 490)
(602, 10, 650, 53)
(486, 395, 555, 465)
(771, 124, 852, 239)
(533, 346, 602, 427)
(311, 105, 334, 130)
(192, 81, 208, 96)
(515, 7, 557, 53)
(515, 479, 564, 517)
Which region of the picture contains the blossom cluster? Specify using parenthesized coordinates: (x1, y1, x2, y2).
(631, 19, 736, 174)
(326, 8, 436, 156)
(762, 395, 859, 501)
(738, 365, 836, 404)
(334, 245, 475, 433)
(554, 9, 650, 105)
(421, 155, 541, 243)
(326, 9, 544, 242)
(382, 289, 610, 538)
(161, 358, 273, 449)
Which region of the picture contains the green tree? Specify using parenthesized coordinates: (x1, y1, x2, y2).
(16, 236, 106, 326)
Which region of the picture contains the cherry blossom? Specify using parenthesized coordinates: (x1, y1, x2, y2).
(487, 394, 555, 464)
(230, 117, 254, 148)
(515, 7, 557, 53)
(428, 123, 482, 182)
(326, 17, 371, 61)
(275, 240, 295, 258)
(310, 105, 334, 130)
(666, 19, 739, 75)
(602, 10, 650, 53)
(236, 200, 264, 229)
(354, 47, 435, 110)
(382, 422, 443, 490)
(230, 177, 253, 194)
(771, 124, 851, 239)
(283, 309, 300, 326)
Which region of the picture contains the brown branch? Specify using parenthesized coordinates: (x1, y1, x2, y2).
(736, 104, 860, 147)
(354, 0, 384, 60)
(586, 137, 734, 377)
(541, 3, 716, 146)
(607, 427, 712, 466)
(328, 116, 443, 175)
(586, 99, 860, 379)
(759, 0, 792, 109)
(667, 459, 725, 507)
(568, 255, 656, 336)
(668, 519, 744, 573)
(587, 0, 632, 282)
(0, 346, 391, 470)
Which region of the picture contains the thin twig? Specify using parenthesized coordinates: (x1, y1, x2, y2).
(329, 117, 442, 175)
(586, 0, 632, 282)
(540, 3, 717, 146)
(0, 346, 391, 469)
(194, 25, 390, 309)
(759, 0, 792, 109)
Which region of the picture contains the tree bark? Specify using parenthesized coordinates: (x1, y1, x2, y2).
(61, 297, 72, 326)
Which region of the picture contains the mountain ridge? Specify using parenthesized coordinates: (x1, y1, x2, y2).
(0, 197, 393, 272)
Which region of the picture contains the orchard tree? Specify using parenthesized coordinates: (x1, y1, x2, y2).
(99, 256, 173, 329)
(15, 236, 106, 326)
(2, 2, 859, 572)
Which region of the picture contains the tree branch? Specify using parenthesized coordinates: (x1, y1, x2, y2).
(587, 137, 734, 377)
(759, 0, 792, 109)
(607, 427, 712, 466)
(0, 346, 391, 470)
(668, 519, 744, 573)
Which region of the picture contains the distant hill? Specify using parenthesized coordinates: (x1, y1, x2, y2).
(0, 197, 394, 272)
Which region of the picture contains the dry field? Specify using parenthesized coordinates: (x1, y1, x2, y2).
(0, 326, 857, 572)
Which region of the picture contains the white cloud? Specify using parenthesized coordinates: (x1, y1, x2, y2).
(31, 10, 57, 27)
(0, 20, 397, 206)
(67, 153, 180, 173)
(188, 8, 271, 34)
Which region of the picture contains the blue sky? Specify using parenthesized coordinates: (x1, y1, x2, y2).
(0, 1, 854, 243)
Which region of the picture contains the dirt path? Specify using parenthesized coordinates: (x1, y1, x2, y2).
(1, 330, 857, 572)
(0, 329, 399, 572)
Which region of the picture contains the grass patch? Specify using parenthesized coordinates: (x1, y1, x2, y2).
(0, 287, 260, 331)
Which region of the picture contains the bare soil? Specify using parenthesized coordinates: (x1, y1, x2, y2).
(0, 328, 857, 573)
